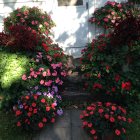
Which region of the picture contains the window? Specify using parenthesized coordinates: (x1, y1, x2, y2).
(58, 0, 83, 6)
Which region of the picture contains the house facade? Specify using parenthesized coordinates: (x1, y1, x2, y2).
(0, 0, 127, 57)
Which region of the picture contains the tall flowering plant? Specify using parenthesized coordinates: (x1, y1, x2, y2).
(89, 1, 139, 29)
(80, 33, 138, 102)
(80, 102, 133, 140)
(13, 86, 63, 130)
(4, 6, 55, 36)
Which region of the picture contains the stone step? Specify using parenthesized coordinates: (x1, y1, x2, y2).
(62, 90, 91, 102)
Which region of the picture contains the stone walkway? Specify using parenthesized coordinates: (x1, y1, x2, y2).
(33, 109, 92, 140)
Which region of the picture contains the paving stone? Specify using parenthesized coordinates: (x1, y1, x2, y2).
(54, 110, 71, 128)
(36, 126, 71, 140)
(71, 109, 82, 127)
(71, 126, 92, 140)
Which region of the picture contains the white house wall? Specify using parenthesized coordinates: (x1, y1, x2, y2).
(0, 0, 127, 58)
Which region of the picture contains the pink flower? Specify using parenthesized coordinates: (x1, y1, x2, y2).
(22, 74, 27, 80)
(52, 70, 57, 76)
(44, 22, 49, 26)
(39, 67, 44, 71)
(61, 71, 67, 77)
(46, 69, 51, 76)
(58, 80, 63, 85)
(90, 129, 96, 135)
(45, 80, 52, 86)
(31, 21, 35, 25)
(51, 64, 57, 69)
(40, 80, 45, 85)
(55, 77, 60, 83)
(42, 71, 47, 77)
(103, 17, 109, 22)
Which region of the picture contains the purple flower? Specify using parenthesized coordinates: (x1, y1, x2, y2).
(34, 86, 39, 90)
(19, 104, 23, 109)
(47, 93, 53, 98)
(43, 92, 47, 96)
(52, 86, 58, 93)
(57, 109, 63, 116)
(51, 91, 55, 95)
(37, 91, 42, 95)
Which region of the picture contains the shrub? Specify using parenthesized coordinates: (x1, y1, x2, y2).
(89, 1, 139, 29)
(13, 86, 63, 130)
(80, 33, 140, 103)
(80, 102, 133, 140)
(4, 6, 55, 36)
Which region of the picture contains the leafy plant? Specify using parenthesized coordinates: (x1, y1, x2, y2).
(89, 1, 139, 30)
(80, 102, 133, 140)
(4, 6, 55, 36)
(13, 86, 63, 130)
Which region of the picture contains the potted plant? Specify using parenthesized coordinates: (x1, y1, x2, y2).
(80, 102, 133, 140)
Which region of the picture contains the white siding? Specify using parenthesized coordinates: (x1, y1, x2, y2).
(0, 0, 46, 31)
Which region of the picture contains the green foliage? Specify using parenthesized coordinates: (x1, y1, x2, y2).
(4, 6, 55, 36)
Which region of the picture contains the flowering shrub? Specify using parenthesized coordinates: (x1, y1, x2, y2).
(80, 33, 139, 102)
(21, 51, 67, 90)
(4, 6, 55, 36)
(80, 102, 133, 140)
(89, 1, 139, 29)
(13, 86, 63, 130)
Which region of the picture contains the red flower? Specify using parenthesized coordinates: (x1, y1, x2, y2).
(98, 108, 104, 114)
(121, 81, 131, 91)
(33, 109, 37, 114)
(128, 118, 133, 123)
(122, 128, 126, 133)
(51, 118, 55, 123)
(115, 129, 121, 136)
(29, 107, 33, 112)
(87, 106, 92, 111)
(17, 121, 21, 127)
(25, 95, 30, 100)
(33, 95, 38, 100)
(88, 123, 93, 128)
(111, 87, 116, 92)
(115, 74, 120, 82)
(104, 114, 109, 119)
(42, 43, 49, 52)
(93, 83, 102, 89)
(90, 129, 96, 135)
(42, 117, 47, 123)
(16, 110, 21, 116)
(80, 115, 84, 119)
(83, 121, 88, 126)
(46, 106, 50, 111)
(111, 105, 117, 111)
(38, 122, 44, 128)
(41, 98, 46, 103)
(27, 112, 32, 117)
(110, 117, 115, 122)
(32, 102, 36, 107)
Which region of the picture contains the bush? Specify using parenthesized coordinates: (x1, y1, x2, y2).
(89, 1, 140, 29)
(4, 6, 55, 36)
(13, 86, 63, 130)
(80, 102, 133, 140)
(80, 33, 140, 103)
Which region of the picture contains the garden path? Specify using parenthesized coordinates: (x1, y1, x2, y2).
(33, 109, 92, 140)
